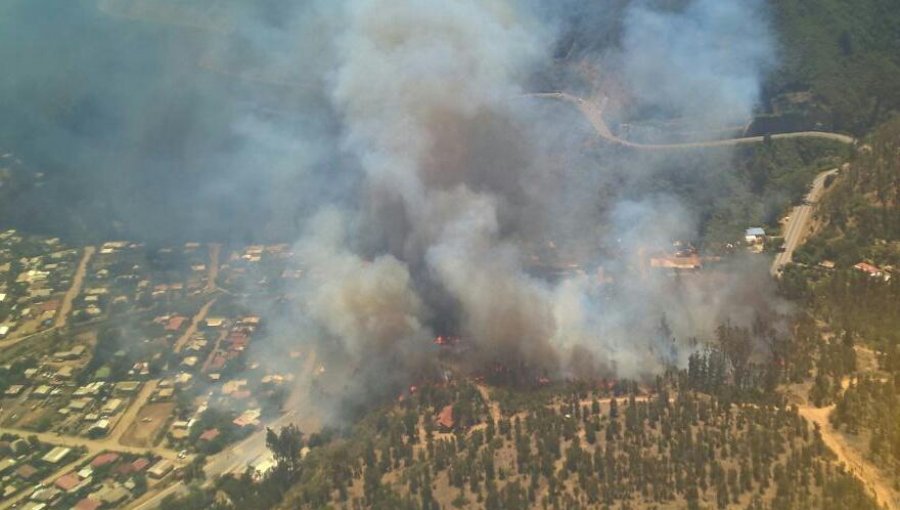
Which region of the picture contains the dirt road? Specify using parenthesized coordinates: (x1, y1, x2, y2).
(771, 169, 838, 276)
(0, 246, 95, 350)
(798, 404, 898, 510)
(173, 298, 217, 353)
(475, 384, 501, 424)
(207, 243, 220, 292)
(0, 426, 179, 460)
(531, 92, 856, 149)
(0, 325, 57, 350)
(55, 245, 95, 328)
(109, 379, 159, 444)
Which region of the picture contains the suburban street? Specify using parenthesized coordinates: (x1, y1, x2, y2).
(0, 454, 86, 510)
(0, 426, 180, 460)
(109, 379, 160, 444)
(55, 246, 96, 328)
(770, 168, 839, 276)
(173, 298, 217, 353)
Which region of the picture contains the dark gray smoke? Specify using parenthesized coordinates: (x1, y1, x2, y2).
(284, 0, 782, 396)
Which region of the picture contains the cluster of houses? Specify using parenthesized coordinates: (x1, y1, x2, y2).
(0, 435, 84, 506)
(8, 375, 142, 439)
(167, 315, 284, 451)
(72, 241, 211, 322)
(220, 244, 296, 290)
(0, 230, 79, 339)
(0, 237, 318, 501)
(16, 449, 170, 510)
(201, 315, 260, 377)
(813, 260, 893, 281)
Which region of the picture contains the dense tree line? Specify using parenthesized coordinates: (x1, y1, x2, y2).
(261, 380, 877, 510)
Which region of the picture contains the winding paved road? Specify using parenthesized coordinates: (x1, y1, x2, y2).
(530, 92, 850, 277)
(530, 92, 857, 149)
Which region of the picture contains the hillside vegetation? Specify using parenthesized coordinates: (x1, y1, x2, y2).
(767, 0, 900, 135)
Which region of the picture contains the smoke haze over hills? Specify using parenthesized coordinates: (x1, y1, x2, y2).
(0, 0, 787, 407)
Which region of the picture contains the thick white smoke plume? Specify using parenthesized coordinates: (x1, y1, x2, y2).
(232, 0, 783, 407)
(0, 0, 786, 411)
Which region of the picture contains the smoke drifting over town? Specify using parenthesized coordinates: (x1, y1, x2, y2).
(0, 0, 784, 406)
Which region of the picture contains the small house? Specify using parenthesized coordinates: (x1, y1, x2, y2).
(148, 459, 173, 479)
(744, 227, 766, 245)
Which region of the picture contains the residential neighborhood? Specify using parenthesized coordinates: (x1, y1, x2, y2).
(0, 235, 305, 509)
(0, 230, 81, 340)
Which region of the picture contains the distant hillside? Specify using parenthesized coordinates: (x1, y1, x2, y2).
(795, 117, 900, 269)
(778, 116, 900, 506)
(765, 0, 900, 136)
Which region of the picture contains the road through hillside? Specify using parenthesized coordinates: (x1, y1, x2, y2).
(770, 169, 838, 276)
(530, 92, 856, 149)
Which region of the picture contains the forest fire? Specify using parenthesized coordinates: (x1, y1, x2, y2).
(432, 335, 460, 347)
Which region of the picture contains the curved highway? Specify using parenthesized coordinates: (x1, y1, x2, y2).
(529, 92, 857, 149)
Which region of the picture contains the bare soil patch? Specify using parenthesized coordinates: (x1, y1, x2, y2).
(120, 402, 175, 448)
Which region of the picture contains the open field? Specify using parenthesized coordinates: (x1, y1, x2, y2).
(119, 402, 175, 448)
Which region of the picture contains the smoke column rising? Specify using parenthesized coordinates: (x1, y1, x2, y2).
(0, 0, 783, 408)
(283, 0, 782, 404)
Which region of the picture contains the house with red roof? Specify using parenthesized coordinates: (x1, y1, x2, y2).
(131, 457, 151, 472)
(165, 316, 187, 331)
(854, 262, 890, 281)
(199, 428, 221, 442)
(114, 456, 150, 476)
(55, 472, 89, 493)
(15, 464, 37, 480)
(74, 498, 102, 510)
(436, 405, 454, 431)
(90, 452, 120, 468)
